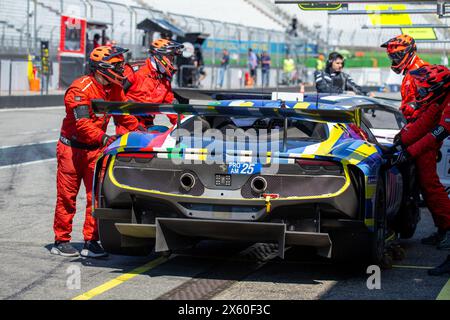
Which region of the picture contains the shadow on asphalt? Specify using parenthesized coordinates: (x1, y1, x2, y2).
(41, 240, 383, 284)
(43, 242, 151, 269)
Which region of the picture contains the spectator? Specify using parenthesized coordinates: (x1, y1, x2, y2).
(177, 49, 196, 87)
(288, 17, 298, 37)
(248, 48, 258, 86)
(194, 44, 206, 87)
(217, 49, 230, 88)
(315, 53, 325, 71)
(93, 34, 101, 48)
(282, 54, 295, 85)
(261, 51, 271, 87)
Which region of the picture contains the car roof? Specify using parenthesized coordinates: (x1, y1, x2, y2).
(302, 94, 398, 110)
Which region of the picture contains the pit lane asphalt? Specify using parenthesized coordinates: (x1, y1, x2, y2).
(0, 106, 449, 300)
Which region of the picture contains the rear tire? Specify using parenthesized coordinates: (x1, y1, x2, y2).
(369, 174, 387, 266)
(98, 219, 154, 256)
(394, 164, 420, 239)
(330, 175, 387, 266)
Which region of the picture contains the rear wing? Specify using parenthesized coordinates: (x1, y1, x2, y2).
(91, 100, 361, 125)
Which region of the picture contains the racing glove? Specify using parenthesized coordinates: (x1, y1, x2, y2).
(383, 149, 412, 168)
(101, 134, 119, 147)
(385, 149, 411, 167)
(383, 133, 406, 155)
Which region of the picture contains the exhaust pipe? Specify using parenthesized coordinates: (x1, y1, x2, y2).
(251, 176, 267, 194)
(180, 172, 196, 191)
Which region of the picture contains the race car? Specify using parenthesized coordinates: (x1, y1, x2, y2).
(91, 94, 420, 264)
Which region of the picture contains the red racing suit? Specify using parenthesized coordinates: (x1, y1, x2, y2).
(399, 94, 450, 230)
(399, 55, 430, 121)
(122, 57, 178, 128)
(54, 74, 139, 242)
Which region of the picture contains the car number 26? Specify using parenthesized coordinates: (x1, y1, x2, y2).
(228, 162, 261, 175)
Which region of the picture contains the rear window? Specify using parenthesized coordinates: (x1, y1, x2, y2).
(173, 116, 329, 142)
(362, 108, 405, 130)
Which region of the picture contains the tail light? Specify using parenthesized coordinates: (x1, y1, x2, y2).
(94, 155, 110, 208)
(116, 152, 155, 163)
(296, 159, 342, 174)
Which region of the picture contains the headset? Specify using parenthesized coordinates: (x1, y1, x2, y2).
(326, 52, 345, 70)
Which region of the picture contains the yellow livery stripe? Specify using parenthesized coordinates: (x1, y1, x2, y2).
(293, 102, 310, 109)
(117, 133, 129, 153)
(316, 127, 343, 155)
(349, 143, 377, 165)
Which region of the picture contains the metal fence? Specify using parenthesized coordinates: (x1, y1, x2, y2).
(0, 0, 312, 94)
(0, 0, 302, 57)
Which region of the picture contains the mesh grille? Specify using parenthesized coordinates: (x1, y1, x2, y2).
(113, 167, 204, 196)
(241, 175, 346, 198)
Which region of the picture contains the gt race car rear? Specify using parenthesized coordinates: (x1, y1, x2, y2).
(91, 100, 395, 263)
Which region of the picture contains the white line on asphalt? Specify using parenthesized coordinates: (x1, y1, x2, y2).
(0, 106, 64, 112)
(0, 158, 56, 170)
(0, 139, 58, 149)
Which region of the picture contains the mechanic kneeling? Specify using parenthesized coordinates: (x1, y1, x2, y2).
(314, 52, 367, 95)
(51, 46, 140, 258)
(385, 65, 450, 275)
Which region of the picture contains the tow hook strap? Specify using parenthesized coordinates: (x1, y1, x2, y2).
(265, 196, 271, 213)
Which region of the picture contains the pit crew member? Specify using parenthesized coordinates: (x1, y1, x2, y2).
(121, 39, 184, 129)
(51, 46, 140, 258)
(315, 52, 366, 95)
(386, 65, 450, 253)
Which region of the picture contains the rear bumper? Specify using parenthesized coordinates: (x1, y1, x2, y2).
(102, 172, 359, 220)
(121, 218, 332, 258)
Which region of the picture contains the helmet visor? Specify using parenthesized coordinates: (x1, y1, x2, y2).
(98, 61, 124, 73)
(387, 51, 405, 65)
(112, 61, 125, 74)
(150, 42, 184, 56)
